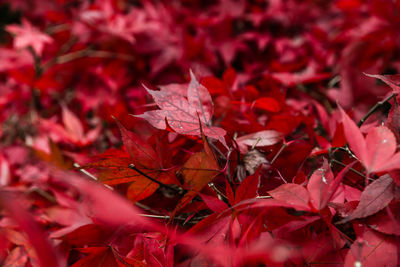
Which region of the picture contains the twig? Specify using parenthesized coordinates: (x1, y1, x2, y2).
(128, 164, 184, 195)
(208, 182, 229, 203)
(256, 196, 272, 199)
(73, 163, 113, 190)
(270, 142, 288, 164)
(208, 141, 226, 160)
(330, 159, 369, 180)
(357, 93, 396, 127)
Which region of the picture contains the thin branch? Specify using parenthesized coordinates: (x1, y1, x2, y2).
(270, 142, 288, 164)
(128, 164, 184, 195)
(330, 159, 368, 180)
(357, 93, 396, 127)
(73, 163, 113, 190)
(208, 182, 229, 203)
(208, 140, 226, 160)
(256, 196, 272, 199)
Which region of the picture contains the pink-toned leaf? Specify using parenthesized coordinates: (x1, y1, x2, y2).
(344, 226, 397, 267)
(268, 183, 311, 211)
(340, 174, 395, 223)
(236, 130, 283, 152)
(3, 246, 28, 267)
(135, 71, 226, 144)
(6, 19, 53, 56)
(340, 107, 400, 173)
(320, 161, 356, 209)
(364, 126, 396, 172)
(56, 171, 152, 229)
(187, 70, 213, 124)
(339, 107, 367, 164)
(62, 106, 84, 142)
(0, 191, 63, 267)
(307, 159, 334, 211)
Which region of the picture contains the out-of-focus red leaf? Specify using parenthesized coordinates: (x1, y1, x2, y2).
(58, 172, 152, 229)
(252, 97, 281, 112)
(60, 224, 111, 246)
(40, 107, 101, 146)
(0, 191, 63, 267)
(6, 18, 53, 55)
(268, 183, 311, 211)
(62, 106, 85, 142)
(135, 71, 226, 144)
(3, 246, 28, 267)
(72, 247, 119, 267)
(340, 174, 395, 223)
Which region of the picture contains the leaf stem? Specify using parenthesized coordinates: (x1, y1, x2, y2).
(74, 163, 114, 190)
(330, 159, 365, 179)
(128, 164, 184, 195)
(270, 142, 288, 164)
(357, 93, 396, 127)
(208, 182, 229, 203)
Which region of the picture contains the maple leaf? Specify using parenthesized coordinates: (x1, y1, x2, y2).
(135, 71, 226, 145)
(39, 106, 101, 146)
(344, 226, 397, 267)
(172, 130, 220, 214)
(6, 19, 53, 56)
(85, 120, 180, 201)
(234, 168, 260, 204)
(339, 174, 396, 223)
(267, 183, 312, 212)
(340, 107, 400, 173)
(307, 159, 354, 211)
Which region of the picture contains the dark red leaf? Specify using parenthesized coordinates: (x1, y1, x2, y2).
(340, 174, 395, 223)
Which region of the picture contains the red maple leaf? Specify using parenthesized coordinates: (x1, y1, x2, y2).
(135, 71, 226, 145)
(340, 107, 400, 173)
(6, 19, 53, 56)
